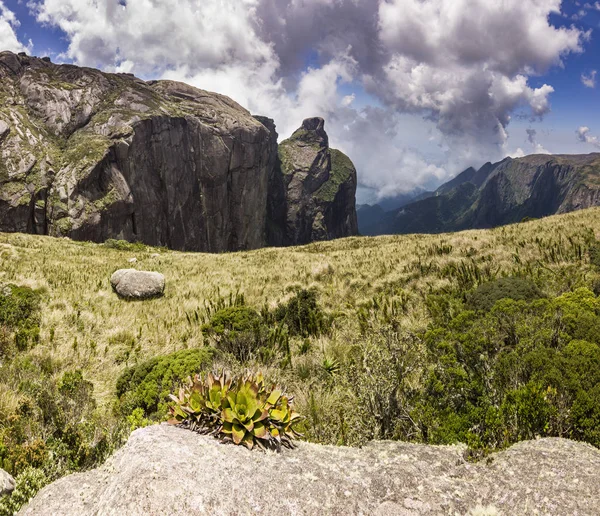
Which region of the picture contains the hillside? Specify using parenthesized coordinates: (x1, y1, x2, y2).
(361, 153, 600, 235)
(0, 51, 357, 251)
(1, 208, 600, 512)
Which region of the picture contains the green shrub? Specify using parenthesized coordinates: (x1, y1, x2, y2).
(589, 242, 600, 268)
(202, 306, 264, 362)
(272, 289, 328, 337)
(0, 467, 48, 516)
(116, 347, 215, 419)
(103, 239, 147, 252)
(169, 371, 302, 450)
(0, 284, 42, 353)
(466, 276, 543, 312)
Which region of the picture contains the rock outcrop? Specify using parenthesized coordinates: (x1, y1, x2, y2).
(0, 52, 358, 251)
(362, 153, 600, 236)
(0, 469, 14, 496)
(110, 269, 165, 299)
(20, 424, 600, 515)
(270, 117, 358, 245)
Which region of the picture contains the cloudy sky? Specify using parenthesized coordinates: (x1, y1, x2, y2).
(1, 0, 600, 203)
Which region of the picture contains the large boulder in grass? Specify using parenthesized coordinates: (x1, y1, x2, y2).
(110, 269, 164, 299)
(19, 425, 600, 515)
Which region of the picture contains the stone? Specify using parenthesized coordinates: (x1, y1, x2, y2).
(0, 469, 15, 496)
(271, 117, 358, 246)
(19, 425, 600, 515)
(127, 257, 137, 264)
(0, 120, 9, 142)
(110, 269, 164, 299)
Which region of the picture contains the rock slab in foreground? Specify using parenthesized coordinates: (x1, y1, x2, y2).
(110, 269, 165, 299)
(20, 424, 600, 515)
(0, 469, 14, 496)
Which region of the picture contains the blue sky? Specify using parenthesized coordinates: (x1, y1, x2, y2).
(2, 0, 600, 202)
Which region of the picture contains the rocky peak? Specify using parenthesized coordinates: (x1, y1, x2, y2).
(270, 117, 358, 245)
(290, 116, 329, 148)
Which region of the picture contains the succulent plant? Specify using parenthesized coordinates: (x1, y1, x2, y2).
(168, 370, 302, 450)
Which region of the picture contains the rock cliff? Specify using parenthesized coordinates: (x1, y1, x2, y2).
(0, 52, 357, 251)
(270, 117, 358, 245)
(362, 153, 600, 236)
(20, 424, 600, 515)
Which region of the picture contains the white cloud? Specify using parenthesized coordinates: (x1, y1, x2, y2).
(29, 0, 588, 200)
(576, 126, 600, 148)
(0, 1, 28, 53)
(581, 70, 597, 88)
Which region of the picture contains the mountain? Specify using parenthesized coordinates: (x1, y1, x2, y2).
(365, 153, 600, 235)
(267, 117, 357, 246)
(0, 51, 357, 251)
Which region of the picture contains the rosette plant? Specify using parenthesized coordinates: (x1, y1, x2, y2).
(168, 371, 302, 450)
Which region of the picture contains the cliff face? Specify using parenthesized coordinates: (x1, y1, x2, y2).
(270, 117, 358, 245)
(0, 52, 358, 251)
(20, 424, 600, 515)
(367, 153, 600, 235)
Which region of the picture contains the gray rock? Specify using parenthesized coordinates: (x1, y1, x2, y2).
(0, 120, 9, 142)
(271, 117, 358, 246)
(0, 468, 15, 496)
(110, 269, 164, 299)
(19, 425, 600, 515)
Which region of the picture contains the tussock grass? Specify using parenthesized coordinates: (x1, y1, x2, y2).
(0, 207, 599, 409)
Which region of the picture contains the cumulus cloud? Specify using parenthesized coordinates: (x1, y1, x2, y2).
(525, 128, 551, 154)
(581, 70, 597, 88)
(29, 0, 588, 200)
(0, 1, 28, 53)
(576, 126, 600, 148)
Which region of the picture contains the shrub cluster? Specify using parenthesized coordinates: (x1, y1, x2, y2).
(466, 276, 544, 312)
(0, 284, 42, 354)
(115, 347, 214, 420)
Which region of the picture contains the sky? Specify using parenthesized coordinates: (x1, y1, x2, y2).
(1, 0, 600, 204)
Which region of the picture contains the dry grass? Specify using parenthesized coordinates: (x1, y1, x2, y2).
(0, 207, 599, 406)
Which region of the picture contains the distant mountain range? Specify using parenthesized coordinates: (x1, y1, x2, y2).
(358, 153, 600, 236)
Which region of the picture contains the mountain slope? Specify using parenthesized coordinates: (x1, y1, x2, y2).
(368, 153, 600, 235)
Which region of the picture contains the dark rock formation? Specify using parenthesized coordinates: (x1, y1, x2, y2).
(0, 52, 358, 251)
(364, 153, 600, 235)
(269, 117, 358, 246)
(20, 424, 600, 515)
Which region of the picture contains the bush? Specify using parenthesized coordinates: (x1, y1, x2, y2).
(466, 276, 543, 312)
(169, 371, 302, 450)
(0, 284, 42, 354)
(202, 306, 265, 362)
(0, 467, 48, 516)
(116, 347, 214, 419)
(272, 289, 328, 337)
(103, 239, 147, 252)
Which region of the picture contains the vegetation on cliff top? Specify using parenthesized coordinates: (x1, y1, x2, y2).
(1, 208, 600, 509)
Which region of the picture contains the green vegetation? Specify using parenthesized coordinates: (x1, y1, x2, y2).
(1, 209, 600, 506)
(168, 371, 302, 450)
(315, 149, 354, 203)
(116, 347, 214, 420)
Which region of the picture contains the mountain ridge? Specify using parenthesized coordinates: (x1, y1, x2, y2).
(360, 152, 600, 236)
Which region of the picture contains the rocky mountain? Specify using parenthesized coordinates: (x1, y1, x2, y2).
(21, 424, 600, 515)
(0, 51, 357, 251)
(268, 117, 358, 246)
(362, 153, 600, 235)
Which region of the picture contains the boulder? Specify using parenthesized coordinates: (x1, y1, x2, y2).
(19, 424, 600, 515)
(0, 469, 15, 496)
(110, 269, 164, 299)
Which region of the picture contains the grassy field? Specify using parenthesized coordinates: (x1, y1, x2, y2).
(1, 207, 600, 512)
(1, 207, 599, 406)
